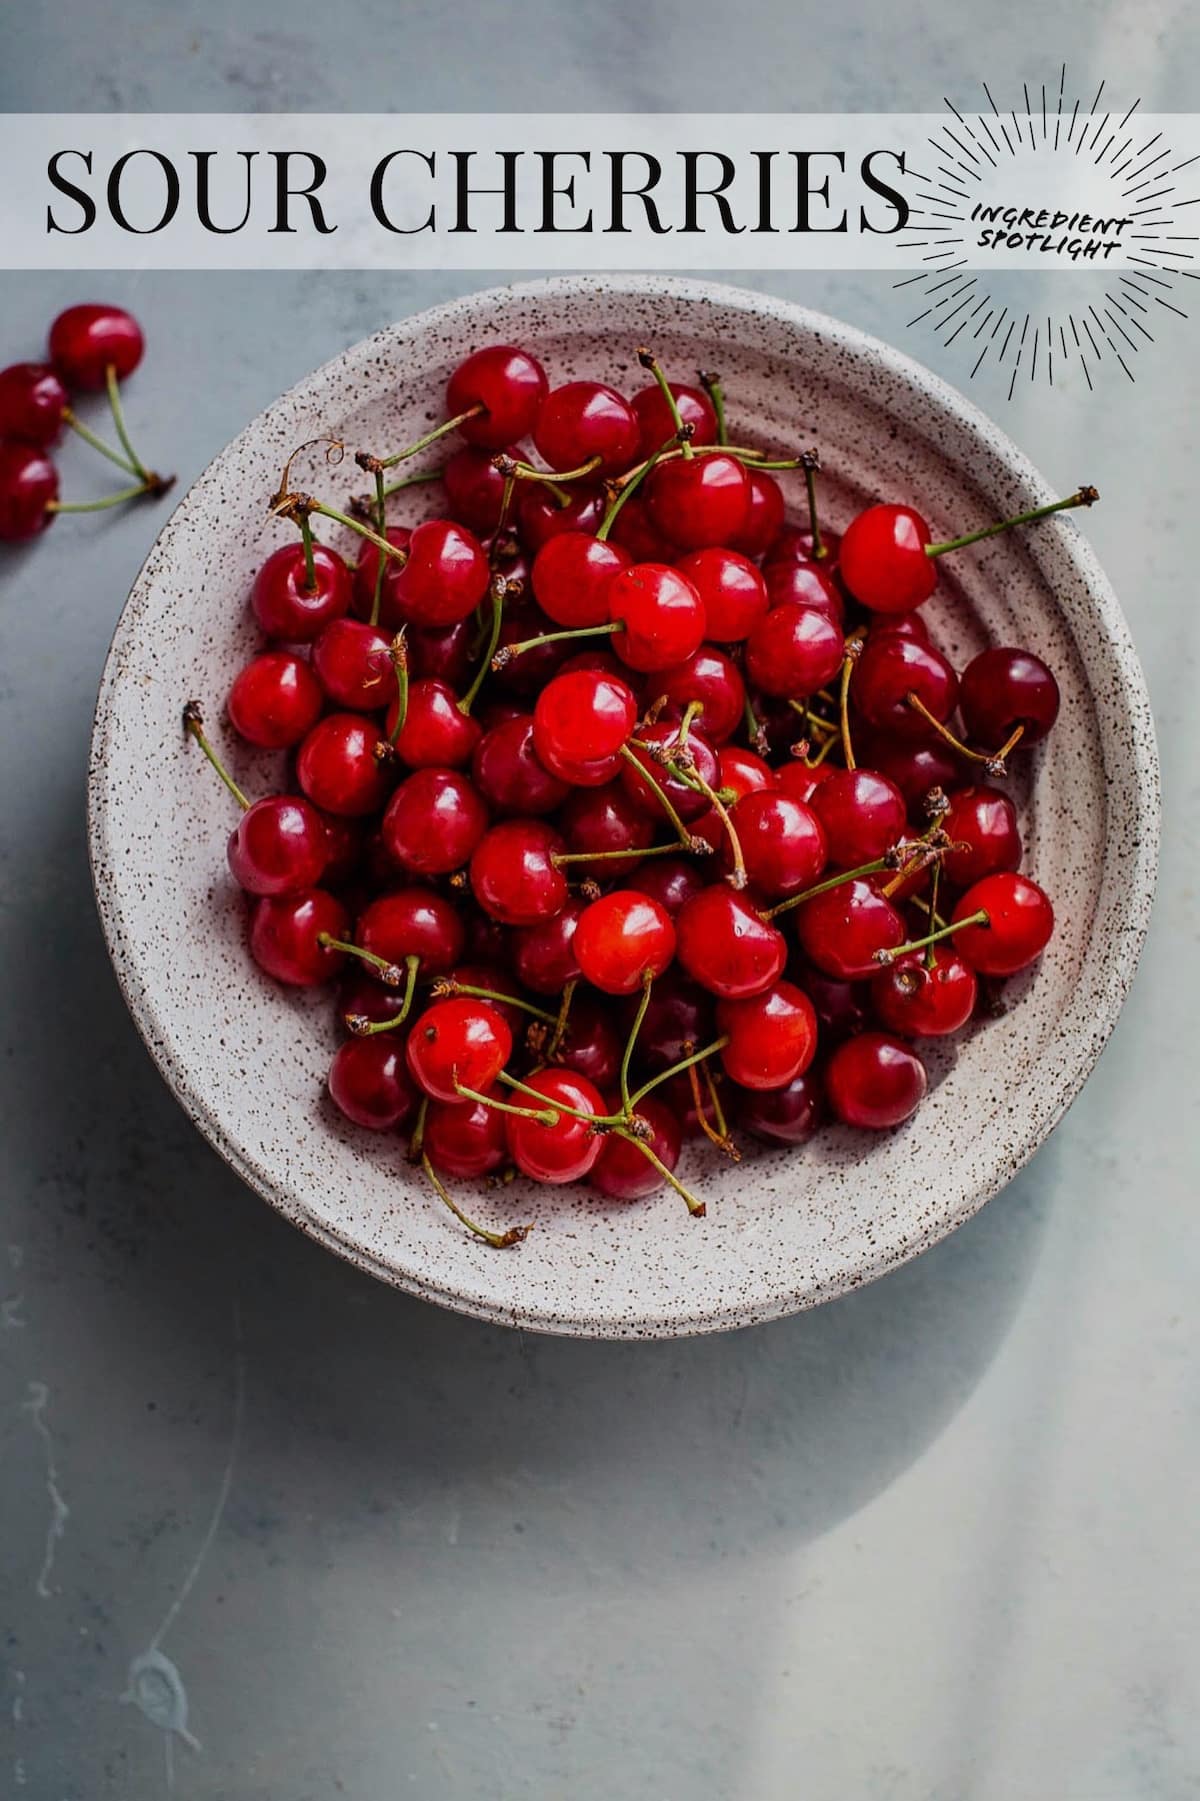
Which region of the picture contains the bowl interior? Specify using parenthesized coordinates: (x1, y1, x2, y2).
(88, 277, 1158, 1337)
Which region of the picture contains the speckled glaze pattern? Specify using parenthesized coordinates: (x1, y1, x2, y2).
(87, 276, 1160, 1339)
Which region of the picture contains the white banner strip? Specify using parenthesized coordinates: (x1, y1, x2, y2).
(2, 113, 1197, 273)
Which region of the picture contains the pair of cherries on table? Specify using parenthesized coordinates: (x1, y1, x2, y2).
(188, 336, 1078, 1244)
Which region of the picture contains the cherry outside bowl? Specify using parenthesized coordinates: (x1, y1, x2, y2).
(87, 276, 1160, 1339)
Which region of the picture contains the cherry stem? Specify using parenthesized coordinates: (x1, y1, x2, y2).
(308, 499, 410, 566)
(408, 1096, 428, 1164)
(678, 765, 745, 888)
(875, 909, 988, 967)
(626, 1036, 729, 1110)
(744, 693, 768, 757)
(687, 1056, 738, 1160)
(432, 978, 556, 1026)
(993, 722, 1026, 765)
(701, 1061, 737, 1154)
(382, 467, 443, 500)
(499, 453, 602, 486)
(801, 449, 826, 559)
(368, 469, 387, 626)
(926, 486, 1098, 558)
(762, 854, 895, 921)
(104, 364, 150, 483)
(596, 435, 674, 540)
(619, 971, 655, 1115)
(420, 1154, 530, 1248)
(386, 630, 410, 746)
(637, 348, 692, 458)
(548, 978, 576, 1059)
(491, 472, 517, 553)
(492, 619, 620, 668)
(379, 406, 482, 470)
(925, 862, 942, 969)
(345, 955, 421, 1033)
(47, 475, 171, 514)
(552, 841, 689, 867)
(903, 693, 1013, 775)
(698, 370, 728, 446)
(318, 934, 404, 985)
(458, 580, 506, 714)
(839, 645, 859, 770)
(454, 1081, 560, 1127)
(296, 510, 318, 592)
(616, 745, 695, 849)
(618, 1133, 706, 1216)
(182, 701, 250, 811)
(498, 1070, 620, 1128)
(61, 407, 138, 477)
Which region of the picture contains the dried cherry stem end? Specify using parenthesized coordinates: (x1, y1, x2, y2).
(637, 348, 693, 457)
(926, 486, 1098, 558)
(344, 956, 422, 1035)
(319, 936, 404, 986)
(873, 909, 988, 967)
(182, 702, 251, 810)
(494, 452, 603, 487)
(492, 619, 621, 669)
(904, 693, 1020, 777)
(421, 1153, 531, 1248)
(686, 1053, 740, 1161)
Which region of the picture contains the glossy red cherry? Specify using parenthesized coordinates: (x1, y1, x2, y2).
(620, 966, 713, 1073)
(810, 768, 906, 867)
(319, 814, 365, 887)
(951, 873, 1054, 975)
(530, 531, 629, 629)
(717, 980, 818, 1090)
(764, 559, 845, 627)
(793, 956, 871, 1041)
(591, 1098, 682, 1200)
(731, 469, 786, 557)
(763, 523, 842, 574)
(871, 950, 978, 1037)
(328, 1037, 417, 1131)
(0, 443, 58, 540)
(506, 1067, 606, 1183)
(559, 782, 655, 879)
(676, 886, 786, 998)
(552, 993, 623, 1090)
(406, 617, 475, 687)
(646, 452, 750, 550)
(605, 491, 674, 564)
(423, 1086, 508, 1178)
(573, 891, 676, 995)
(853, 636, 959, 739)
(227, 795, 328, 896)
(745, 605, 844, 700)
(534, 381, 640, 478)
(719, 744, 776, 798)
(532, 668, 638, 786)
(676, 548, 768, 642)
(515, 482, 606, 552)
(382, 768, 489, 875)
(249, 888, 348, 987)
(607, 563, 706, 673)
(941, 786, 1021, 888)
(839, 504, 936, 613)
(337, 968, 411, 1033)
(390, 518, 489, 627)
(442, 445, 516, 534)
(513, 898, 584, 994)
(959, 648, 1060, 749)
(775, 761, 834, 808)
(472, 712, 569, 816)
(446, 345, 548, 450)
(252, 542, 351, 642)
(0, 364, 68, 446)
(794, 878, 906, 980)
(826, 1031, 927, 1128)
(48, 303, 144, 389)
(384, 678, 481, 770)
(869, 612, 930, 645)
(227, 651, 323, 749)
(649, 647, 745, 745)
(490, 600, 572, 697)
(630, 380, 717, 457)
(357, 885, 465, 973)
(857, 734, 961, 814)
(470, 819, 568, 925)
(731, 790, 826, 898)
(350, 525, 412, 629)
(297, 713, 394, 817)
(312, 617, 397, 712)
(740, 1070, 824, 1145)
(618, 721, 718, 825)
(406, 998, 513, 1102)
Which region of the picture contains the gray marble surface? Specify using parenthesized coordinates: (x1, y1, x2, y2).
(2, 6, 1198, 1797)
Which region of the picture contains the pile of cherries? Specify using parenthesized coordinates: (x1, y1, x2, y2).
(186, 340, 1086, 1245)
(0, 301, 171, 543)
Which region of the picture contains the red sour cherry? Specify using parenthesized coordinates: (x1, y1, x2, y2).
(717, 980, 818, 1090)
(49, 303, 144, 389)
(826, 1032, 928, 1128)
(951, 873, 1054, 975)
(573, 890, 676, 995)
(0, 364, 68, 446)
(505, 1068, 606, 1183)
(252, 542, 351, 641)
(446, 345, 548, 451)
(227, 651, 323, 749)
(0, 443, 58, 540)
(406, 998, 513, 1102)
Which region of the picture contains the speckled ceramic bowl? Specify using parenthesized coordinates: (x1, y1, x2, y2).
(88, 276, 1159, 1338)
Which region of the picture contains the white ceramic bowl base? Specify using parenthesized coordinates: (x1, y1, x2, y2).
(88, 277, 1160, 1338)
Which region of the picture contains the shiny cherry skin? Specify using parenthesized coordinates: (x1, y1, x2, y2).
(406, 997, 512, 1102)
(382, 768, 489, 876)
(446, 345, 548, 450)
(390, 518, 490, 627)
(530, 531, 629, 629)
(717, 980, 818, 1090)
(649, 647, 745, 746)
(606, 491, 674, 564)
(48, 303, 144, 389)
(794, 878, 906, 980)
(252, 542, 352, 642)
(630, 381, 717, 458)
(312, 617, 397, 712)
(763, 523, 843, 574)
(0, 364, 68, 445)
(559, 782, 654, 880)
(384, 678, 481, 770)
(591, 1098, 682, 1200)
(740, 1070, 824, 1145)
(443, 963, 528, 1039)
(533, 669, 638, 785)
(490, 600, 572, 697)
(227, 795, 328, 896)
(608, 563, 706, 673)
(826, 1031, 927, 1128)
(646, 451, 750, 551)
(249, 888, 348, 987)
(793, 956, 871, 1041)
(573, 891, 676, 995)
(620, 965, 713, 1073)
(731, 469, 786, 557)
(619, 721, 719, 824)
(764, 559, 845, 627)
(720, 744, 776, 798)
(357, 885, 465, 973)
(676, 548, 768, 642)
(350, 525, 413, 629)
(745, 605, 844, 699)
(506, 1068, 606, 1184)
(423, 1086, 508, 1179)
(534, 381, 640, 479)
(552, 992, 623, 1091)
(406, 617, 475, 687)
(227, 651, 323, 749)
(839, 504, 936, 614)
(472, 712, 569, 816)
(951, 873, 1054, 975)
(810, 768, 906, 867)
(853, 636, 959, 739)
(868, 612, 929, 645)
(856, 733, 961, 815)
(328, 1037, 417, 1131)
(515, 482, 606, 553)
(775, 761, 834, 808)
(941, 786, 1022, 888)
(959, 648, 1060, 747)
(0, 443, 58, 540)
(442, 444, 516, 535)
(470, 819, 568, 925)
(676, 886, 786, 999)
(731, 790, 827, 898)
(871, 950, 978, 1038)
(297, 713, 394, 817)
(513, 898, 584, 994)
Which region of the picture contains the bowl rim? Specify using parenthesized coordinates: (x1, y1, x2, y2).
(87, 273, 1161, 1338)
